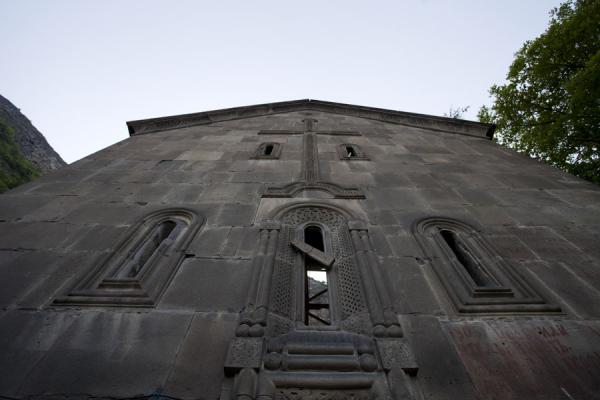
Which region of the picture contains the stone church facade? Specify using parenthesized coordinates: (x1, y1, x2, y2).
(0, 99, 599, 399)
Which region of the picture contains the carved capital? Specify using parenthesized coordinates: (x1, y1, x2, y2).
(225, 337, 264, 375)
(376, 338, 418, 376)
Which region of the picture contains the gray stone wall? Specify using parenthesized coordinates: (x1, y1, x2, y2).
(0, 109, 599, 399)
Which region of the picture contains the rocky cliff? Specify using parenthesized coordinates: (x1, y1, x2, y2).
(0, 94, 65, 174)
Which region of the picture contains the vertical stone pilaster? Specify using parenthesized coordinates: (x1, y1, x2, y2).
(349, 220, 403, 338)
(256, 223, 280, 310)
(349, 224, 385, 326)
(245, 228, 270, 309)
(302, 118, 317, 132)
(236, 221, 280, 338)
(303, 132, 320, 183)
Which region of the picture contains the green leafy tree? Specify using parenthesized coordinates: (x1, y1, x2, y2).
(0, 118, 41, 193)
(479, 0, 600, 183)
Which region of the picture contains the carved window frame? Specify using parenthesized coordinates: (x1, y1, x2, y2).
(258, 204, 371, 337)
(253, 142, 282, 159)
(337, 143, 369, 161)
(294, 222, 341, 328)
(54, 208, 203, 307)
(413, 217, 560, 315)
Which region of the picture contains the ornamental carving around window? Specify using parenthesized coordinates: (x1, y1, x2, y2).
(413, 217, 561, 315)
(54, 208, 202, 307)
(221, 204, 418, 399)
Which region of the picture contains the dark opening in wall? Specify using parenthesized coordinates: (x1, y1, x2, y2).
(439, 229, 493, 287)
(303, 225, 331, 326)
(337, 143, 368, 160)
(253, 142, 282, 159)
(305, 226, 325, 252)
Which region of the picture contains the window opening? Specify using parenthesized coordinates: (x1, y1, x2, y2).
(439, 229, 494, 287)
(253, 142, 281, 159)
(116, 220, 178, 279)
(346, 146, 357, 158)
(305, 226, 325, 252)
(303, 226, 331, 326)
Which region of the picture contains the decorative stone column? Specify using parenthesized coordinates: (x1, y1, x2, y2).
(224, 222, 280, 395)
(349, 220, 403, 337)
(236, 221, 280, 338)
(348, 220, 419, 388)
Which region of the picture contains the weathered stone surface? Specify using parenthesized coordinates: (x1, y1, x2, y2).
(447, 319, 600, 400)
(406, 316, 479, 400)
(163, 312, 238, 399)
(0, 311, 77, 396)
(382, 256, 444, 316)
(159, 258, 252, 312)
(0, 100, 599, 399)
(1, 311, 192, 397)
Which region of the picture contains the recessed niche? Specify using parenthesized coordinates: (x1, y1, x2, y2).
(413, 217, 561, 315)
(54, 208, 203, 307)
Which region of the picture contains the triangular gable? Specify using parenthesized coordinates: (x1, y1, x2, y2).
(126, 99, 495, 139)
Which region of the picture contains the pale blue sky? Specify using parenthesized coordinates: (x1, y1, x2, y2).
(1, 0, 561, 163)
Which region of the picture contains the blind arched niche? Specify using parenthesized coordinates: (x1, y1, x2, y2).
(413, 217, 561, 315)
(54, 208, 202, 307)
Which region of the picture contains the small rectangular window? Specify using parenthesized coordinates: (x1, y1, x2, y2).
(337, 143, 369, 160)
(253, 142, 282, 159)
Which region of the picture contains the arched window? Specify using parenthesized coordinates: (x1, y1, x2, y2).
(303, 225, 331, 326)
(253, 142, 282, 159)
(413, 217, 560, 314)
(55, 209, 202, 307)
(337, 143, 369, 160)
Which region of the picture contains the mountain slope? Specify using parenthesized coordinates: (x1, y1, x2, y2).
(0, 94, 66, 193)
(0, 118, 41, 192)
(0, 94, 65, 173)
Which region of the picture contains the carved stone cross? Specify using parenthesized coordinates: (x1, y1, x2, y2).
(260, 118, 366, 199)
(259, 117, 361, 137)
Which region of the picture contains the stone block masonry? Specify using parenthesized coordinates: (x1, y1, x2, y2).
(0, 99, 599, 400)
